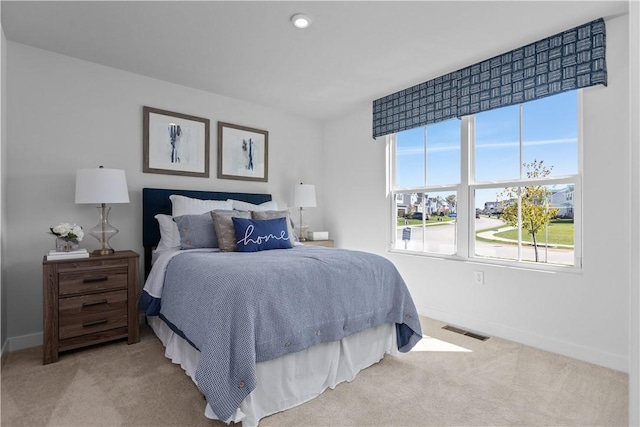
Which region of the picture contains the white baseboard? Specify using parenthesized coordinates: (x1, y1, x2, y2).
(419, 305, 628, 373)
(1, 338, 7, 356)
(3, 310, 628, 372)
(6, 331, 42, 352)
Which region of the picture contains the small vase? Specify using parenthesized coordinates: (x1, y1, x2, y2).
(56, 238, 78, 252)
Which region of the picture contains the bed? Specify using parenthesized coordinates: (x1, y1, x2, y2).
(139, 187, 422, 426)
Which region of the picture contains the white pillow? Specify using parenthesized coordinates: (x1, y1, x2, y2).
(155, 214, 181, 250)
(170, 194, 233, 217)
(228, 199, 278, 212)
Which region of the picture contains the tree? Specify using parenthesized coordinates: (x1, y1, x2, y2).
(500, 160, 559, 262)
(446, 194, 457, 213)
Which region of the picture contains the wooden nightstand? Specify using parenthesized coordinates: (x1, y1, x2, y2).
(42, 250, 140, 364)
(303, 240, 334, 248)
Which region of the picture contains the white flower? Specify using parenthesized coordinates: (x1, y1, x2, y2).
(71, 224, 84, 241)
(52, 223, 72, 237)
(49, 222, 84, 242)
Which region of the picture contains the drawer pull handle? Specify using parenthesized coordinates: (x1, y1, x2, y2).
(82, 299, 108, 308)
(83, 319, 108, 328)
(83, 276, 109, 283)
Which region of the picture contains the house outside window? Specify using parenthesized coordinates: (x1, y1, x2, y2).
(390, 90, 581, 269)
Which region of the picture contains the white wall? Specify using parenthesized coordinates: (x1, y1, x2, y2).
(4, 42, 325, 349)
(1, 5, 7, 354)
(324, 15, 632, 373)
(628, 1, 640, 423)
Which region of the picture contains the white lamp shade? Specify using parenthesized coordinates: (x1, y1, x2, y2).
(293, 183, 316, 208)
(75, 168, 130, 204)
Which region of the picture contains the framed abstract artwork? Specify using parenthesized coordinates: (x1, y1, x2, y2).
(217, 122, 268, 182)
(143, 106, 210, 177)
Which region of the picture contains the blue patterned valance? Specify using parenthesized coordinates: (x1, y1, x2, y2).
(372, 72, 458, 138)
(373, 18, 607, 138)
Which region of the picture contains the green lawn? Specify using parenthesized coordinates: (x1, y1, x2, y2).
(492, 219, 574, 246)
(397, 216, 455, 226)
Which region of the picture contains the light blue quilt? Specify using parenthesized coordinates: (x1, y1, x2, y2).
(140, 245, 422, 421)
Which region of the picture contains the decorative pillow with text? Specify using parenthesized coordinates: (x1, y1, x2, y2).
(250, 210, 298, 245)
(232, 217, 293, 252)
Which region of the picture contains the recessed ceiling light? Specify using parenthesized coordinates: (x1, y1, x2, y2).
(291, 13, 312, 29)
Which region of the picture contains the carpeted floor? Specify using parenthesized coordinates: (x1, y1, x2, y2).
(1, 317, 628, 426)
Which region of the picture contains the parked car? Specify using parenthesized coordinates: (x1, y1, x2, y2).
(448, 212, 457, 218)
(409, 212, 430, 220)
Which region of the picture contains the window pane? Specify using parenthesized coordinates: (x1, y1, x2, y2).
(395, 127, 425, 188)
(522, 91, 578, 176)
(394, 191, 456, 255)
(474, 187, 510, 260)
(474, 104, 520, 182)
(395, 119, 461, 189)
(474, 185, 574, 266)
(426, 119, 461, 185)
(395, 192, 424, 251)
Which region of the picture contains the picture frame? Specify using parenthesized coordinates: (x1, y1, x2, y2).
(217, 122, 269, 182)
(143, 106, 210, 177)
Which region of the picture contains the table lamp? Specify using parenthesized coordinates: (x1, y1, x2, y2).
(75, 166, 130, 255)
(292, 182, 316, 242)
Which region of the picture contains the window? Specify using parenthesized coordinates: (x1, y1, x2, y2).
(390, 91, 580, 268)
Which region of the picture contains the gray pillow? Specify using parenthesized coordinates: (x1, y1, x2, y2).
(251, 210, 297, 245)
(210, 210, 252, 252)
(173, 212, 219, 249)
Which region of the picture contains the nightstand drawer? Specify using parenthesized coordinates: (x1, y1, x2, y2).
(57, 258, 130, 272)
(59, 267, 128, 296)
(59, 290, 128, 340)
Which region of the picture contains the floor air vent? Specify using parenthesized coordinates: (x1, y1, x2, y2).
(442, 325, 490, 341)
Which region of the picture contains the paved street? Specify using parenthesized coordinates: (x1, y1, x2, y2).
(396, 217, 575, 265)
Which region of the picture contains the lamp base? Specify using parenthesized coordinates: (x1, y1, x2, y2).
(298, 225, 309, 241)
(91, 248, 115, 256)
(297, 207, 309, 241)
(89, 204, 119, 256)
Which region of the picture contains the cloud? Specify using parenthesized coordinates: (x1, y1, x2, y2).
(397, 137, 576, 156)
(396, 144, 460, 156)
(476, 138, 577, 150)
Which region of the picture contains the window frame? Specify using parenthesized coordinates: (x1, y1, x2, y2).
(388, 91, 583, 272)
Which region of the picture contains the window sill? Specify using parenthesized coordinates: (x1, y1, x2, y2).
(387, 248, 583, 275)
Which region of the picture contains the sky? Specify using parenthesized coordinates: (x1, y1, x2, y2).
(395, 90, 578, 208)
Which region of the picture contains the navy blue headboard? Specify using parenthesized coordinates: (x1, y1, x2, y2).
(142, 187, 272, 276)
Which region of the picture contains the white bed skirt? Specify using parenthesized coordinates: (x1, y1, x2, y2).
(148, 316, 398, 426)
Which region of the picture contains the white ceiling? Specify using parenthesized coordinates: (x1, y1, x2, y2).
(1, 1, 629, 122)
